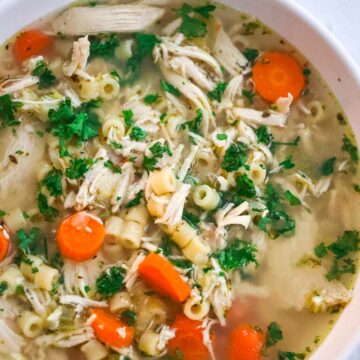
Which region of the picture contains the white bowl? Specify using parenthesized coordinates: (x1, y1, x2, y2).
(1, 0, 360, 359)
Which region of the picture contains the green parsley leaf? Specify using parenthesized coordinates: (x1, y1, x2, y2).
(125, 191, 144, 209)
(16, 227, 45, 256)
(278, 351, 305, 360)
(41, 169, 63, 197)
(328, 230, 360, 259)
(326, 258, 356, 281)
(342, 135, 358, 163)
(208, 82, 228, 102)
(142, 142, 172, 172)
(353, 184, 360, 193)
(213, 239, 258, 271)
(50, 251, 64, 270)
(216, 133, 227, 141)
(256, 126, 273, 145)
(321, 157, 336, 176)
(280, 156, 295, 169)
(109, 141, 123, 151)
(159, 236, 173, 256)
(96, 266, 126, 298)
(235, 173, 256, 198)
(170, 258, 193, 269)
(314, 242, 328, 258)
(243, 48, 259, 62)
(271, 136, 300, 150)
(130, 126, 147, 141)
(160, 79, 181, 97)
(265, 322, 283, 348)
(181, 109, 203, 135)
(221, 142, 248, 172)
(65, 158, 94, 179)
(142, 156, 157, 172)
(242, 21, 260, 35)
(121, 309, 137, 326)
(0, 210, 6, 217)
(89, 33, 120, 59)
(242, 89, 255, 104)
(104, 159, 122, 174)
(37, 193, 59, 221)
(144, 94, 160, 105)
(0, 281, 8, 295)
(303, 68, 311, 75)
(283, 190, 301, 206)
(0, 94, 21, 126)
(122, 109, 134, 128)
(182, 209, 201, 229)
(32, 60, 57, 88)
(124, 32, 160, 83)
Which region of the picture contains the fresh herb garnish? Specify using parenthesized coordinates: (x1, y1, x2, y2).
(89, 33, 120, 59)
(142, 141, 172, 172)
(125, 191, 144, 209)
(283, 190, 301, 206)
(213, 239, 258, 271)
(104, 159, 122, 174)
(278, 352, 305, 360)
(66, 158, 94, 179)
(256, 126, 273, 145)
(121, 310, 137, 326)
(144, 93, 160, 105)
(17, 227, 46, 257)
(221, 142, 248, 172)
(208, 82, 228, 102)
(280, 156, 295, 170)
(96, 266, 126, 298)
(265, 322, 283, 348)
(216, 133, 227, 141)
(170, 258, 193, 269)
(122, 109, 134, 128)
(181, 109, 203, 135)
(321, 157, 336, 176)
(32, 60, 57, 88)
(0, 281, 8, 295)
(243, 48, 259, 62)
(0, 94, 21, 127)
(234, 173, 256, 198)
(37, 193, 59, 221)
(41, 169, 63, 197)
(130, 126, 147, 141)
(342, 135, 358, 163)
(0, 210, 6, 217)
(242, 89, 255, 104)
(182, 209, 201, 229)
(160, 79, 181, 97)
(353, 184, 360, 193)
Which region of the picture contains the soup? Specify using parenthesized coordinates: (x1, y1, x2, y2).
(0, 1, 359, 359)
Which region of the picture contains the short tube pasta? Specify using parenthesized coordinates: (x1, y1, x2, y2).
(192, 185, 220, 211)
(20, 255, 44, 281)
(147, 196, 168, 218)
(172, 220, 197, 248)
(308, 100, 325, 122)
(118, 220, 144, 249)
(3, 208, 27, 232)
(109, 292, 133, 313)
(138, 330, 161, 357)
(17, 311, 44, 338)
(98, 75, 120, 100)
(80, 340, 108, 360)
(182, 237, 210, 264)
(184, 298, 210, 320)
(79, 79, 100, 100)
(101, 115, 125, 139)
(0, 266, 25, 295)
(105, 216, 124, 243)
(150, 168, 176, 196)
(125, 203, 149, 227)
(247, 164, 267, 185)
(34, 265, 59, 291)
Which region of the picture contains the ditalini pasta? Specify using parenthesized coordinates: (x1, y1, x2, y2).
(0, 1, 359, 359)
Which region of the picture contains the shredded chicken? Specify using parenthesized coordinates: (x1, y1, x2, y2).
(230, 107, 288, 127)
(215, 202, 251, 229)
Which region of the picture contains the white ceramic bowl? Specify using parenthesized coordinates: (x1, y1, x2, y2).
(1, 0, 360, 358)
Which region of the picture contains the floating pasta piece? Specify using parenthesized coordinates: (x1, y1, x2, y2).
(52, 5, 165, 35)
(138, 253, 191, 302)
(192, 185, 221, 211)
(182, 236, 210, 264)
(124, 203, 150, 227)
(17, 311, 44, 339)
(150, 168, 177, 196)
(138, 330, 162, 356)
(0, 266, 24, 295)
(81, 339, 108, 360)
(172, 220, 197, 248)
(183, 297, 211, 321)
(90, 308, 134, 348)
(56, 212, 105, 262)
(117, 220, 144, 249)
(34, 264, 59, 291)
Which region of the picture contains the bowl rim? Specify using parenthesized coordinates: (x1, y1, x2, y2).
(0, 0, 360, 359)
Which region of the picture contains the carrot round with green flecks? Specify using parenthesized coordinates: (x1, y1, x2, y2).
(138, 253, 191, 302)
(252, 52, 305, 103)
(56, 212, 105, 262)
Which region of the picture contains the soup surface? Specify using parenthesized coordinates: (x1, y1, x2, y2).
(0, 1, 359, 359)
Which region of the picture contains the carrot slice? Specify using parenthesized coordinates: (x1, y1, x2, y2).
(12, 30, 54, 63)
(252, 52, 305, 102)
(138, 253, 191, 302)
(90, 308, 134, 348)
(229, 324, 264, 360)
(168, 314, 211, 360)
(0, 225, 10, 262)
(56, 212, 105, 262)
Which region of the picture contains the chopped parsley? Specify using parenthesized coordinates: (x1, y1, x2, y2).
(181, 109, 203, 135)
(303, 68, 311, 76)
(256, 126, 273, 145)
(65, 158, 94, 179)
(121, 310, 137, 326)
(0, 94, 21, 127)
(142, 141, 172, 172)
(16, 227, 47, 257)
(243, 48, 259, 62)
(280, 156, 295, 169)
(265, 322, 283, 348)
(125, 191, 144, 209)
(242, 21, 260, 35)
(283, 190, 301, 206)
(32, 60, 57, 88)
(321, 157, 336, 176)
(124, 32, 160, 83)
(241, 89, 255, 104)
(182, 209, 201, 229)
(257, 183, 295, 239)
(37, 193, 59, 221)
(271, 136, 300, 152)
(89, 33, 120, 59)
(342, 135, 358, 163)
(0, 210, 6, 217)
(0, 281, 8, 295)
(159, 236, 173, 257)
(314, 242, 328, 258)
(353, 184, 360, 193)
(104, 159, 122, 174)
(96, 266, 126, 298)
(176, 4, 216, 39)
(130, 126, 147, 141)
(160, 79, 181, 97)
(234, 173, 256, 199)
(216, 133, 227, 141)
(122, 109, 134, 128)
(144, 93, 160, 105)
(278, 352, 305, 360)
(41, 169, 63, 197)
(221, 142, 248, 172)
(213, 239, 258, 271)
(208, 82, 228, 102)
(170, 258, 193, 269)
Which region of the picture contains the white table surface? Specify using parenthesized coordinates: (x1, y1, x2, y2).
(294, 2, 360, 359)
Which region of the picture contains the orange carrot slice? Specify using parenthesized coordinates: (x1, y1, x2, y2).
(90, 308, 134, 348)
(138, 253, 191, 302)
(252, 52, 305, 102)
(56, 212, 105, 262)
(12, 30, 54, 63)
(0, 225, 10, 262)
(229, 324, 264, 360)
(168, 314, 211, 360)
